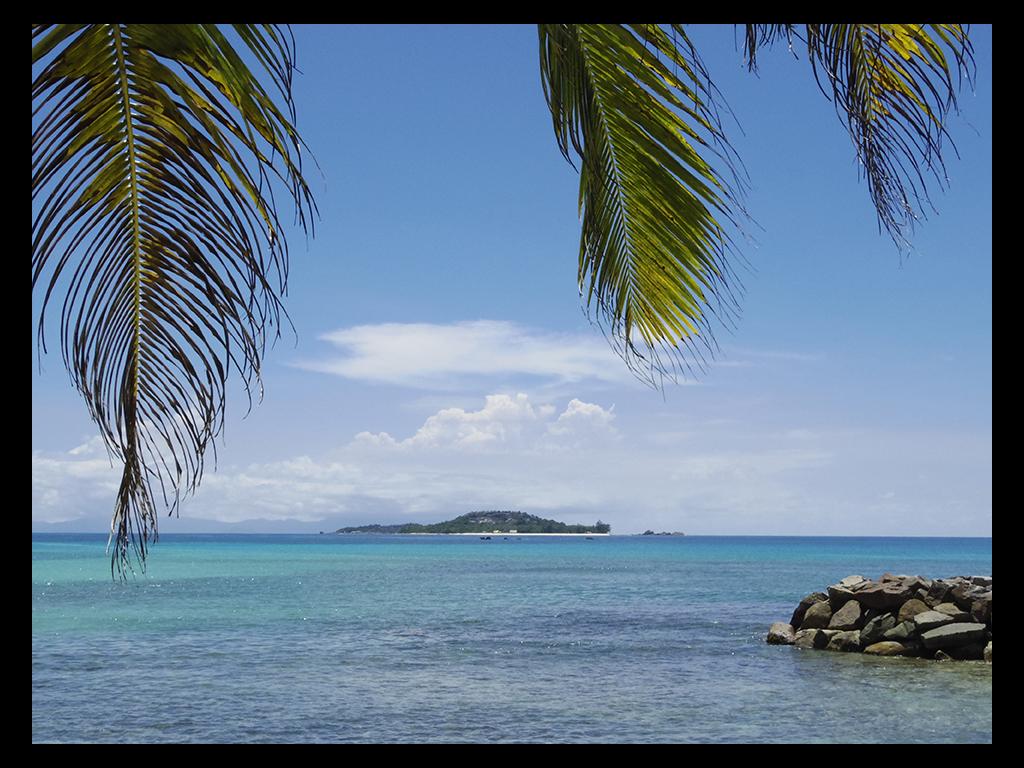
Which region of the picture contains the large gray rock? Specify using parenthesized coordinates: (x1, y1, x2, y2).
(883, 620, 918, 642)
(790, 592, 829, 628)
(920, 622, 988, 650)
(828, 599, 863, 631)
(767, 622, 796, 645)
(933, 602, 971, 622)
(860, 613, 897, 645)
(897, 598, 930, 624)
(800, 600, 833, 630)
(793, 629, 829, 650)
(825, 630, 862, 652)
(913, 610, 955, 633)
(853, 582, 915, 610)
(971, 576, 993, 588)
(863, 641, 908, 656)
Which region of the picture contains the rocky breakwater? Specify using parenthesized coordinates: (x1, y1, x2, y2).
(766, 573, 992, 662)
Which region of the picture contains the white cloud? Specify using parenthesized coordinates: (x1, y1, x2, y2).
(292, 320, 639, 389)
(32, 395, 991, 536)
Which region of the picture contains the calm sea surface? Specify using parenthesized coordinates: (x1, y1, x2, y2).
(32, 534, 993, 743)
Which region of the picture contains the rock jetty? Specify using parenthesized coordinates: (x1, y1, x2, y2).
(767, 574, 992, 662)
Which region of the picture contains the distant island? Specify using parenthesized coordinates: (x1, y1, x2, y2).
(335, 511, 611, 535)
(641, 530, 686, 536)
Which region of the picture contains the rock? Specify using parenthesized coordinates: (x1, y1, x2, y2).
(767, 622, 796, 645)
(790, 592, 829, 628)
(883, 620, 918, 642)
(950, 582, 987, 611)
(827, 575, 869, 610)
(800, 600, 833, 630)
(897, 599, 930, 624)
(942, 642, 987, 661)
(863, 641, 908, 656)
(793, 629, 828, 650)
(920, 622, 988, 650)
(900, 640, 924, 658)
(925, 580, 952, 607)
(970, 593, 992, 625)
(828, 599, 863, 631)
(825, 630, 862, 653)
(933, 603, 971, 622)
(839, 575, 870, 589)
(913, 610, 955, 633)
(860, 613, 897, 645)
(770, 574, 991, 663)
(853, 582, 914, 611)
(900, 576, 929, 593)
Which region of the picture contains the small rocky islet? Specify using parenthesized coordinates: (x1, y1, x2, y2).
(767, 573, 992, 662)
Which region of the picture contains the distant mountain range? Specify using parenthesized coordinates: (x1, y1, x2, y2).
(335, 511, 611, 534)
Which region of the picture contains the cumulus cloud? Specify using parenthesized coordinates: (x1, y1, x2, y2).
(33, 393, 991, 536)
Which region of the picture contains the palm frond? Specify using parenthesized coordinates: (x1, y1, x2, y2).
(538, 24, 747, 385)
(32, 24, 316, 577)
(745, 23, 975, 248)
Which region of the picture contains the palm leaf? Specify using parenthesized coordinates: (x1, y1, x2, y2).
(744, 23, 975, 248)
(538, 24, 747, 384)
(32, 24, 316, 576)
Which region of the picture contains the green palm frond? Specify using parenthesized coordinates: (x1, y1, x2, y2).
(744, 23, 975, 248)
(538, 24, 747, 384)
(32, 24, 316, 576)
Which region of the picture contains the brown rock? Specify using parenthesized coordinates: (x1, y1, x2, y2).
(767, 622, 796, 645)
(863, 641, 908, 656)
(800, 600, 833, 630)
(789, 592, 829, 629)
(925, 580, 952, 607)
(825, 630, 861, 653)
(970, 593, 992, 625)
(853, 582, 914, 610)
(828, 599, 863, 631)
(897, 598, 930, 624)
(793, 629, 828, 650)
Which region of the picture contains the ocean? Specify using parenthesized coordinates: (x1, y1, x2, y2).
(32, 533, 993, 743)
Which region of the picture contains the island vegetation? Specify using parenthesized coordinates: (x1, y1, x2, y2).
(335, 511, 611, 535)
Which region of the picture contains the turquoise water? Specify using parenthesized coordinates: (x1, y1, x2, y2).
(32, 534, 993, 743)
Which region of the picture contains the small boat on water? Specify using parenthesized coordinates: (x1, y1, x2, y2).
(480, 536, 492, 540)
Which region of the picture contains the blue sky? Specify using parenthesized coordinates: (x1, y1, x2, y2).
(32, 24, 992, 535)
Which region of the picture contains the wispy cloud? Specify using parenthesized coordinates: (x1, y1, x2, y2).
(292, 320, 644, 389)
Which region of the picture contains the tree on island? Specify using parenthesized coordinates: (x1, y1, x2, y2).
(32, 24, 976, 574)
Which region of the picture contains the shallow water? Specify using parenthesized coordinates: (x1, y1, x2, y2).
(32, 534, 992, 743)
